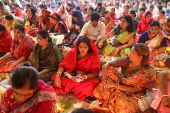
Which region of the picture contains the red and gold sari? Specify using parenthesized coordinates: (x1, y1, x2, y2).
(0, 34, 35, 72)
(51, 37, 101, 101)
(93, 57, 156, 113)
(39, 9, 51, 31)
(0, 80, 57, 113)
(0, 26, 12, 55)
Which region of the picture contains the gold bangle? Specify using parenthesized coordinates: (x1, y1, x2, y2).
(99, 41, 103, 44)
(56, 72, 61, 76)
(83, 75, 88, 80)
(162, 95, 170, 98)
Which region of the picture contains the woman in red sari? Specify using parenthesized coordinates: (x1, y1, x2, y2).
(0, 24, 12, 57)
(0, 66, 57, 113)
(24, 7, 39, 37)
(137, 11, 154, 34)
(51, 36, 101, 101)
(49, 13, 68, 35)
(0, 24, 35, 72)
(39, 9, 51, 31)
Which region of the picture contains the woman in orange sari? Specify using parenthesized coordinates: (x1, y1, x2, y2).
(51, 36, 100, 101)
(0, 24, 35, 72)
(93, 43, 156, 113)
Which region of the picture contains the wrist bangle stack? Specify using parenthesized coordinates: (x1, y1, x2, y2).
(57, 72, 61, 76)
(155, 51, 158, 56)
(99, 41, 103, 44)
(162, 95, 170, 98)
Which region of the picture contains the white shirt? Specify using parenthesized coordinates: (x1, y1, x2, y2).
(78, 21, 106, 41)
(115, 7, 123, 18)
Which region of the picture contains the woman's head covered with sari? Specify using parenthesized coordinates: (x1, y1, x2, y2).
(11, 66, 38, 102)
(49, 13, 62, 21)
(118, 14, 135, 32)
(0, 0, 5, 10)
(59, 36, 100, 73)
(42, 9, 51, 19)
(72, 10, 84, 26)
(141, 11, 154, 24)
(129, 43, 150, 67)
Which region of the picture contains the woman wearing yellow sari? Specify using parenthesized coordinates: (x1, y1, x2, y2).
(98, 15, 135, 57)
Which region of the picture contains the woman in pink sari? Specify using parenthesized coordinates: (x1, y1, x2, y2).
(0, 24, 35, 72)
(51, 36, 101, 101)
(0, 66, 57, 113)
(137, 11, 154, 34)
(151, 70, 170, 113)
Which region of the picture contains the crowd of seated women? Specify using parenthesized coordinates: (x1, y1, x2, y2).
(0, 0, 170, 112)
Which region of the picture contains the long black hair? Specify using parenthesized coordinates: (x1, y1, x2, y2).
(36, 29, 52, 42)
(119, 14, 135, 32)
(14, 24, 25, 33)
(0, 24, 5, 31)
(11, 66, 38, 90)
(76, 36, 93, 54)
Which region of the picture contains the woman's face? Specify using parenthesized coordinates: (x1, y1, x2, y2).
(128, 47, 142, 62)
(149, 26, 159, 36)
(13, 87, 34, 102)
(87, 9, 92, 14)
(145, 14, 152, 23)
(72, 16, 78, 22)
(27, 9, 33, 17)
(0, 30, 4, 35)
(14, 29, 24, 39)
(167, 21, 170, 27)
(120, 18, 129, 29)
(5, 19, 12, 24)
(36, 34, 48, 46)
(104, 12, 110, 18)
(78, 42, 89, 56)
(128, 12, 133, 18)
(49, 17, 56, 24)
(111, 9, 115, 13)
(0, 3, 3, 10)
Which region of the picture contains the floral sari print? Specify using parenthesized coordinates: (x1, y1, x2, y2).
(0, 26, 12, 53)
(0, 80, 57, 113)
(93, 57, 156, 113)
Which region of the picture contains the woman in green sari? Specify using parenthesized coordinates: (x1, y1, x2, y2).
(98, 15, 135, 57)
